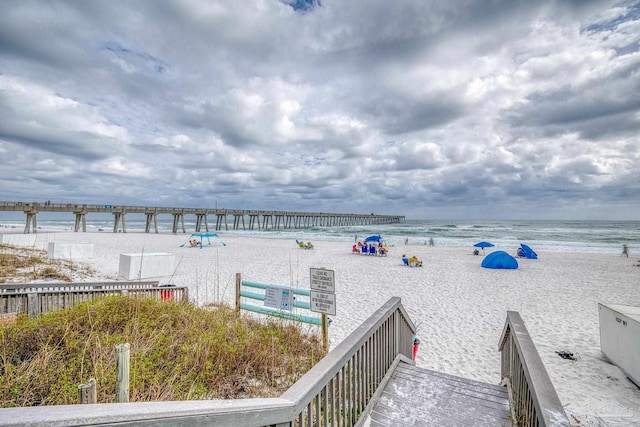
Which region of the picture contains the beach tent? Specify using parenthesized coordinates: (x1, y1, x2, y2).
(481, 251, 518, 269)
(180, 233, 226, 249)
(364, 235, 382, 243)
(519, 243, 538, 259)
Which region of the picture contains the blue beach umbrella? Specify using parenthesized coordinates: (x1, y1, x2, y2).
(474, 241, 494, 249)
(364, 235, 382, 243)
(473, 241, 494, 253)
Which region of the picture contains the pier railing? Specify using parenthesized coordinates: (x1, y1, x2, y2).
(499, 311, 571, 426)
(0, 281, 189, 317)
(0, 297, 416, 427)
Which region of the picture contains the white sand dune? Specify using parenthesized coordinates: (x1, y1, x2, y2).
(21, 231, 640, 424)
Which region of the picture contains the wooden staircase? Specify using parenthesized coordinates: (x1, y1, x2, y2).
(363, 362, 512, 426)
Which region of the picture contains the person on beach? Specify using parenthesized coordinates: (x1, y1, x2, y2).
(408, 255, 423, 267)
(622, 244, 628, 257)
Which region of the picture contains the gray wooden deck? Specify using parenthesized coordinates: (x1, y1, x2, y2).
(363, 362, 512, 427)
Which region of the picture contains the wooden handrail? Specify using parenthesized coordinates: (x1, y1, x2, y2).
(0, 281, 160, 293)
(498, 311, 571, 426)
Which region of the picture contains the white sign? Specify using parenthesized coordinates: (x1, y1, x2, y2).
(310, 268, 335, 293)
(264, 286, 293, 311)
(310, 290, 336, 315)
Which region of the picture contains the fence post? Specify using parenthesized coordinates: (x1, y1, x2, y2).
(27, 293, 39, 318)
(78, 378, 97, 404)
(235, 273, 241, 313)
(322, 313, 329, 353)
(116, 343, 130, 403)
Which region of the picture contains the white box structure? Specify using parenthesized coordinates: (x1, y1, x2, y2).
(47, 242, 94, 260)
(118, 253, 175, 280)
(0, 234, 37, 247)
(599, 303, 640, 387)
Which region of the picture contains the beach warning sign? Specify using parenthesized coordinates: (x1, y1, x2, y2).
(310, 268, 336, 315)
(310, 291, 336, 316)
(264, 285, 293, 311)
(310, 268, 335, 293)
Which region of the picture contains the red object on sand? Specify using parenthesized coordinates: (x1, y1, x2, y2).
(413, 337, 421, 360)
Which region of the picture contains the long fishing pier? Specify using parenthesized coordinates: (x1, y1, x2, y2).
(0, 201, 404, 234)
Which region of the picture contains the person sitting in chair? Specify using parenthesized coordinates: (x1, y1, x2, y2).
(517, 247, 525, 257)
(408, 255, 423, 267)
(473, 248, 479, 256)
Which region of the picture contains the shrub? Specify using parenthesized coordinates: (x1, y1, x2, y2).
(0, 296, 324, 406)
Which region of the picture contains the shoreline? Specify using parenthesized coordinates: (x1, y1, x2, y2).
(1, 226, 636, 257)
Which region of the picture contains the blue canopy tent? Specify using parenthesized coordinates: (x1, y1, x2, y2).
(481, 251, 518, 269)
(518, 243, 538, 259)
(180, 233, 226, 249)
(364, 235, 382, 243)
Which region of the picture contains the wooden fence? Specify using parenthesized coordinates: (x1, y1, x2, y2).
(0, 281, 189, 317)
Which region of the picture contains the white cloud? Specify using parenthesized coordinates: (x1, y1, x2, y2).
(0, 0, 638, 219)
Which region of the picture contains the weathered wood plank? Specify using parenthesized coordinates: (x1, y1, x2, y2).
(364, 362, 512, 426)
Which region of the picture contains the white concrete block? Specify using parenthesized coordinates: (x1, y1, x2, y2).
(0, 234, 37, 247)
(599, 303, 640, 387)
(118, 253, 175, 280)
(47, 242, 94, 260)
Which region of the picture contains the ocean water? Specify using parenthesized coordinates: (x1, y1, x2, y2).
(1, 215, 638, 255)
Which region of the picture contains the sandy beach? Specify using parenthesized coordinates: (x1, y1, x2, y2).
(6, 231, 640, 425)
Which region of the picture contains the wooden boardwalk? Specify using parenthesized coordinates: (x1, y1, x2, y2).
(363, 361, 512, 427)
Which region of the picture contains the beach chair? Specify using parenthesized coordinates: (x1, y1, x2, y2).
(402, 257, 409, 265)
(361, 245, 368, 254)
(370, 246, 377, 255)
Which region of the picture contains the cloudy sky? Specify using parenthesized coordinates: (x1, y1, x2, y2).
(1, 0, 639, 220)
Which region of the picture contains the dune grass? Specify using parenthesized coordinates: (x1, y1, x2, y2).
(0, 296, 325, 407)
(0, 243, 93, 282)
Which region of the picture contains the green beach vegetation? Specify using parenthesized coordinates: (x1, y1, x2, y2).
(1, 296, 325, 406)
(0, 244, 325, 407)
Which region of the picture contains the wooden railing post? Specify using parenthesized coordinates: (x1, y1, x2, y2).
(116, 343, 130, 403)
(27, 293, 39, 318)
(235, 273, 241, 313)
(322, 313, 329, 353)
(78, 378, 97, 404)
